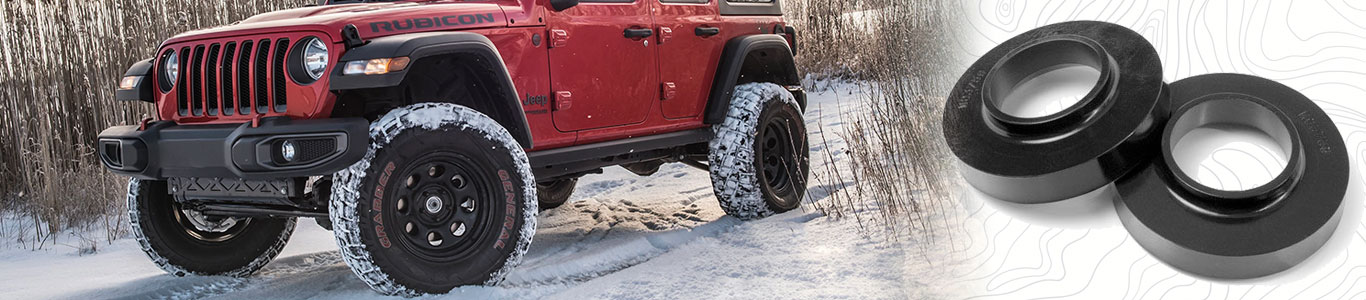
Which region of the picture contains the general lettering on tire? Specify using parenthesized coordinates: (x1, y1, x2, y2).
(496, 169, 514, 250)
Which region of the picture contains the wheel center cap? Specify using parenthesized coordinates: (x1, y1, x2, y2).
(425, 195, 443, 214)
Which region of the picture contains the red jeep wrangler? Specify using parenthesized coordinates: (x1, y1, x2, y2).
(98, 0, 806, 295)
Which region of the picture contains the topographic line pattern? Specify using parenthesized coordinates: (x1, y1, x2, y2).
(947, 0, 1366, 299)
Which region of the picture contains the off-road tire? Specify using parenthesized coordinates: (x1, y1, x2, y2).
(127, 178, 296, 277)
(330, 103, 537, 296)
(710, 82, 810, 220)
(537, 178, 578, 210)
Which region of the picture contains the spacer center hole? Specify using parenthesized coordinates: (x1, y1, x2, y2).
(999, 64, 1100, 119)
(1170, 99, 1292, 192)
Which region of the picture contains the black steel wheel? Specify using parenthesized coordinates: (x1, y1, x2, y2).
(331, 103, 536, 296)
(756, 115, 804, 207)
(385, 151, 503, 263)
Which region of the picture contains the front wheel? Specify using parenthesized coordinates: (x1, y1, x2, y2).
(127, 178, 296, 277)
(709, 82, 810, 220)
(330, 103, 537, 296)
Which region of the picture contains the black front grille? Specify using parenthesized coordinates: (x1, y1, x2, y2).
(176, 48, 189, 116)
(205, 44, 220, 116)
(190, 45, 204, 116)
(237, 40, 254, 115)
(220, 42, 236, 115)
(255, 39, 271, 114)
(174, 38, 292, 117)
(273, 39, 290, 112)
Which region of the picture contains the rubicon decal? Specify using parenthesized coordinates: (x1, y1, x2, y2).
(370, 13, 497, 33)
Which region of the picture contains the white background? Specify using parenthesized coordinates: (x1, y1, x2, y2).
(948, 0, 1366, 299)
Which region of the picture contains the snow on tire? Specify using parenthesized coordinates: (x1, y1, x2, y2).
(330, 103, 537, 296)
(710, 82, 810, 220)
(127, 178, 296, 277)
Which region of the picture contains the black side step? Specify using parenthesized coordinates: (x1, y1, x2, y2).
(528, 128, 713, 181)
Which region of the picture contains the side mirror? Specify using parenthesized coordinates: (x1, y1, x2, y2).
(549, 0, 579, 11)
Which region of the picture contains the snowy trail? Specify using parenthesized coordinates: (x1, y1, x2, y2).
(0, 84, 956, 299)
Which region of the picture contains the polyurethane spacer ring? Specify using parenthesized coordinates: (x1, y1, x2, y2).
(943, 21, 1169, 203)
(1115, 73, 1349, 279)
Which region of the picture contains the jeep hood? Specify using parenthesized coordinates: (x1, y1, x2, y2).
(162, 1, 508, 46)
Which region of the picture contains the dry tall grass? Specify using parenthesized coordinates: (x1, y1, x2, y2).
(0, 0, 312, 249)
(787, 0, 961, 242)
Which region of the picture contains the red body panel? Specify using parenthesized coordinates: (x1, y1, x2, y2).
(545, 1, 658, 132)
(655, 1, 721, 119)
(150, 0, 786, 151)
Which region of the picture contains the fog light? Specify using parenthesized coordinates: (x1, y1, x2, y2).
(281, 140, 297, 162)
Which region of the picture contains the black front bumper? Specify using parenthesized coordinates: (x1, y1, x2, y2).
(98, 117, 369, 180)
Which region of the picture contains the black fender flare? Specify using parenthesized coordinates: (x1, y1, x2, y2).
(703, 34, 803, 124)
(329, 31, 532, 148)
(116, 58, 155, 103)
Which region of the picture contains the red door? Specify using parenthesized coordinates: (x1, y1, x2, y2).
(547, 1, 659, 132)
(654, 0, 724, 119)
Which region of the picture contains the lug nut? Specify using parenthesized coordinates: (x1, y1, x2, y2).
(427, 232, 442, 246)
(452, 222, 466, 237)
(460, 197, 475, 213)
(451, 174, 465, 189)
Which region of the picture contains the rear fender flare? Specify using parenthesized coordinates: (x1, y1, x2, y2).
(704, 34, 802, 124)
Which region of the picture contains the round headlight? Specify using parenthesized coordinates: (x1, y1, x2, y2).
(163, 51, 179, 88)
(302, 38, 329, 80)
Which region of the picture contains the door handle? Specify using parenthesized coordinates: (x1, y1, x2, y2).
(624, 28, 654, 39)
(695, 26, 720, 37)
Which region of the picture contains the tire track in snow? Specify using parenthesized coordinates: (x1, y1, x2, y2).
(505, 165, 748, 288)
(503, 217, 745, 286)
(65, 251, 348, 300)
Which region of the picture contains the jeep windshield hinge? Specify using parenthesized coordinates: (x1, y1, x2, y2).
(342, 24, 367, 49)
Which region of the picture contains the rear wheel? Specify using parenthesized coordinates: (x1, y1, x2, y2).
(331, 103, 537, 296)
(127, 179, 295, 277)
(709, 83, 810, 220)
(536, 178, 578, 210)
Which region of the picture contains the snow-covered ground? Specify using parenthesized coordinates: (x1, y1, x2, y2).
(0, 84, 962, 299)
